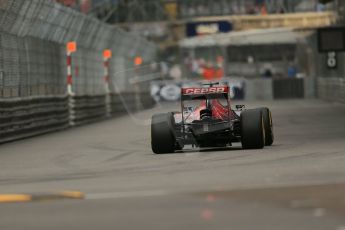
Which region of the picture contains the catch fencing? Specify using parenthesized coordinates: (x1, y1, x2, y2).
(150, 78, 311, 102)
(0, 0, 157, 143)
(307, 32, 345, 105)
(317, 78, 345, 104)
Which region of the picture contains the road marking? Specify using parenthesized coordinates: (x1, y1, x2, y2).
(86, 190, 170, 200)
(0, 195, 31, 203)
(60, 191, 85, 199)
(0, 191, 84, 203)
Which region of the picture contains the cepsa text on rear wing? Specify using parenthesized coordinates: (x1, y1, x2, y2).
(181, 86, 229, 100)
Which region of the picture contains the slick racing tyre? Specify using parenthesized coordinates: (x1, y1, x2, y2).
(240, 109, 265, 149)
(259, 107, 274, 146)
(151, 113, 176, 154)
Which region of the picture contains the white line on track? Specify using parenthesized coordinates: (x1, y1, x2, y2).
(85, 190, 171, 200)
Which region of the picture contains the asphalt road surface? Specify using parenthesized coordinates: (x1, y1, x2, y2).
(1, 99, 345, 230)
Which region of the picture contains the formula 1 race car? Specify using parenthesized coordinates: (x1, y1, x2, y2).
(151, 82, 274, 154)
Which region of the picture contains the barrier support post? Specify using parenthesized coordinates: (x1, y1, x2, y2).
(67, 42, 77, 126)
(103, 49, 112, 117)
(134, 56, 143, 112)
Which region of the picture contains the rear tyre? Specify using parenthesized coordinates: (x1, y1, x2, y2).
(259, 107, 274, 146)
(151, 113, 176, 154)
(241, 109, 265, 149)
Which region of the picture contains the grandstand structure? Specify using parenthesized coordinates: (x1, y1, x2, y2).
(55, 1, 339, 45)
(56, 0, 339, 23)
(55, 0, 342, 79)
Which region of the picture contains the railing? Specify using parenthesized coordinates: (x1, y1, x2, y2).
(0, 92, 155, 144)
(0, 96, 69, 143)
(318, 77, 345, 104)
(0, 0, 157, 144)
(234, 12, 337, 30)
(191, 12, 337, 31)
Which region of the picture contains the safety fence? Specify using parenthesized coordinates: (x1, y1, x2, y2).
(150, 77, 311, 102)
(0, 0, 157, 143)
(308, 30, 345, 105)
(317, 78, 345, 104)
(69, 95, 107, 126)
(0, 92, 155, 144)
(272, 78, 305, 99)
(0, 0, 157, 98)
(0, 96, 69, 143)
(251, 78, 307, 100)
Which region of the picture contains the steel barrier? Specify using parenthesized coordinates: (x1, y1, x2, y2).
(68, 95, 107, 126)
(0, 96, 69, 143)
(244, 79, 273, 101)
(0, 0, 157, 143)
(245, 78, 314, 100)
(272, 78, 304, 99)
(317, 78, 345, 104)
(0, 91, 155, 143)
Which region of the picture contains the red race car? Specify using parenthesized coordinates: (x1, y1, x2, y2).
(151, 82, 274, 154)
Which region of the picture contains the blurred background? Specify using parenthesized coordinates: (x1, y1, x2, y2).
(1, 1, 345, 230)
(1, 0, 344, 99)
(0, 0, 344, 147)
(53, 0, 344, 102)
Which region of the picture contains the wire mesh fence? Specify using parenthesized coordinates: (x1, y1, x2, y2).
(0, 0, 157, 98)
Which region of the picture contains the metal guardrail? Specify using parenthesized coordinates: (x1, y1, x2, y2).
(245, 79, 273, 101)
(318, 77, 345, 104)
(111, 93, 137, 114)
(69, 95, 107, 126)
(273, 78, 304, 99)
(0, 96, 69, 143)
(244, 78, 310, 100)
(110, 92, 155, 114)
(0, 0, 157, 143)
(0, 92, 155, 144)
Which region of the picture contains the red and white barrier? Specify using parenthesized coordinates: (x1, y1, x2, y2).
(103, 49, 112, 94)
(66, 42, 77, 96)
(103, 49, 112, 117)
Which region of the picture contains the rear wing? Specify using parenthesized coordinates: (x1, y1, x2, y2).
(181, 86, 229, 100)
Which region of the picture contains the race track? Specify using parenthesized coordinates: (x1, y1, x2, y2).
(1, 99, 345, 230)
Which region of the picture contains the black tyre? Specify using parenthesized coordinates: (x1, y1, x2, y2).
(151, 113, 176, 154)
(259, 107, 274, 146)
(241, 109, 265, 149)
